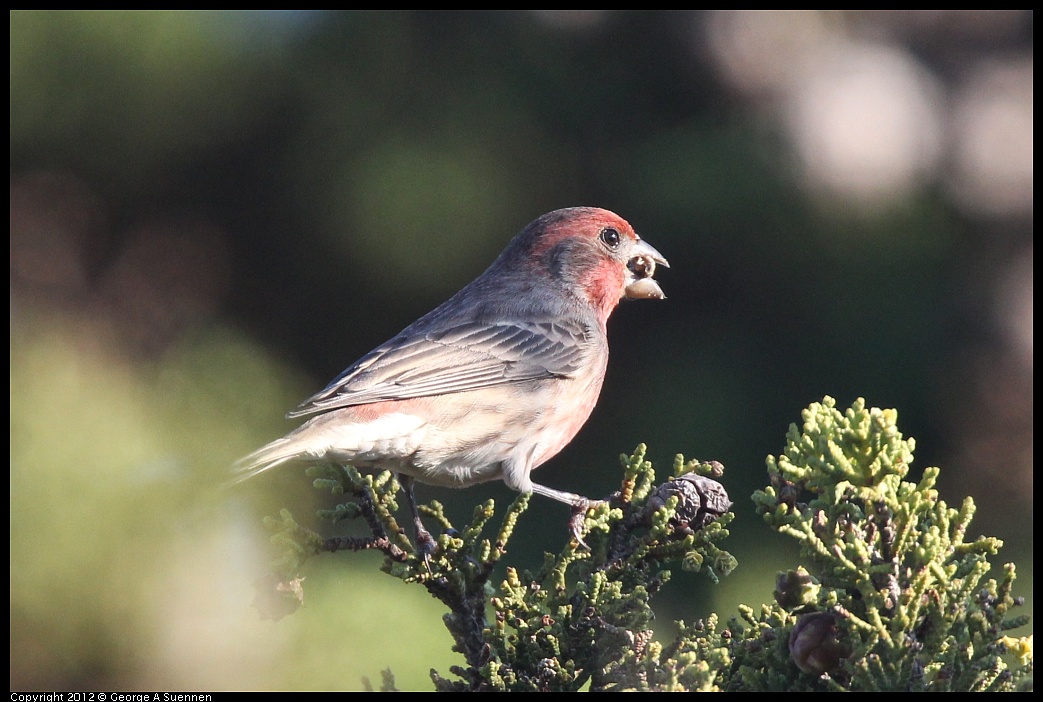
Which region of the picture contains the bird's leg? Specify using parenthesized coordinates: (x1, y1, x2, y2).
(398, 474, 436, 564)
(530, 482, 608, 549)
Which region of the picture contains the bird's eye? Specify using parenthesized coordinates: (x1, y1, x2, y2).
(600, 227, 621, 249)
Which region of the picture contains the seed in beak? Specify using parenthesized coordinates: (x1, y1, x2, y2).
(628, 254, 657, 279)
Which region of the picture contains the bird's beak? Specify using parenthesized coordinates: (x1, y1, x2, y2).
(625, 239, 669, 300)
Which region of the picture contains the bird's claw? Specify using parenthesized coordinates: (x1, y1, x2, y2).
(568, 498, 608, 549)
(414, 526, 437, 569)
(569, 510, 590, 549)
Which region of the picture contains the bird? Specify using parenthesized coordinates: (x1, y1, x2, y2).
(234, 206, 668, 552)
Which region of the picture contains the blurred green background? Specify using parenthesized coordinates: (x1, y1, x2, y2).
(10, 10, 1032, 691)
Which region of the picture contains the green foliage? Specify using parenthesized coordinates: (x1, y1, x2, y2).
(260, 447, 735, 691)
(261, 397, 1032, 691)
(739, 397, 1032, 691)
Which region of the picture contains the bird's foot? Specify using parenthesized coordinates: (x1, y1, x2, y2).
(568, 497, 609, 549)
(413, 524, 437, 569)
(399, 473, 437, 569)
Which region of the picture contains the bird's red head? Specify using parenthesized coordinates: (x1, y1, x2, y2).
(514, 207, 669, 323)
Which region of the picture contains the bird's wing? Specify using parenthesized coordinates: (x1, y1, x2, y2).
(287, 319, 594, 418)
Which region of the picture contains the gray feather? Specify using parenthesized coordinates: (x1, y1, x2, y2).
(288, 319, 593, 418)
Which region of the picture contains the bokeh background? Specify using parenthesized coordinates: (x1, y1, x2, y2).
(10, 10, 1032, 691)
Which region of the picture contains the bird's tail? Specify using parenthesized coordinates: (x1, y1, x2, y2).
(227, 436, 304, 487)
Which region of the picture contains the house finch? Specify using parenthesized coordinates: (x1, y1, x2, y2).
(235, 207, 668, 550)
